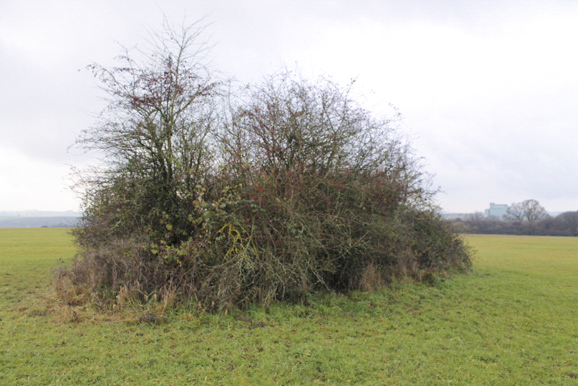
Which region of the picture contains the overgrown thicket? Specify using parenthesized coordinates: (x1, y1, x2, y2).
(57, 23, 471, 311)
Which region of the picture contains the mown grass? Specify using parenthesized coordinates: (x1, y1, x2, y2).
(0, 230, 577, 385)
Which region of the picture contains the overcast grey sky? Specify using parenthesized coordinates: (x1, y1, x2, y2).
(1, 0, 577, 213)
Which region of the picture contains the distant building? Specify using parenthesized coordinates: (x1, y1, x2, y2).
(484, 203, 509, 220)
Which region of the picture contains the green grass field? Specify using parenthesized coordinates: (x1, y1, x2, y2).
(1, 229, 577, 385)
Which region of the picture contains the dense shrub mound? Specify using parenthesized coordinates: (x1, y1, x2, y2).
(57, 24, 471, 311)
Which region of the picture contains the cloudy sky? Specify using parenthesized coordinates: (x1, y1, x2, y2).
(1, 0, 577, 213)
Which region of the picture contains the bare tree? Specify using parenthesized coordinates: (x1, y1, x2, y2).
(76, 20, 221, 244)
(506, 199, 548, 223)
(556, 211, 578, 236)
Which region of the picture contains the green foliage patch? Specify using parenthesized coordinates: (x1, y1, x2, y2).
(1, 229, 577, 385)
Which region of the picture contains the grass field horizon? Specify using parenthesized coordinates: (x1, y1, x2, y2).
(1, 229, 577, 385)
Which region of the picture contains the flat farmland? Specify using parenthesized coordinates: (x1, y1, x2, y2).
(0, 229, 576, 385)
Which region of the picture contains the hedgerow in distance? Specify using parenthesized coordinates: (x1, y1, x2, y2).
(57, 22, 471, 312)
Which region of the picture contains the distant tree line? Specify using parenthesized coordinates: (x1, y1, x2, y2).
(0, 217, 80, 228)
(448, 199, 578, 236)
